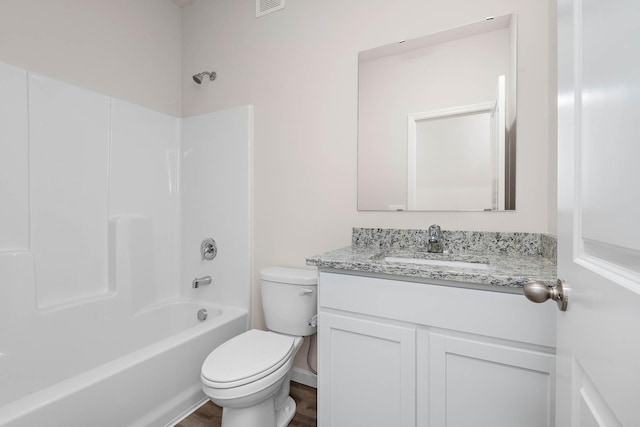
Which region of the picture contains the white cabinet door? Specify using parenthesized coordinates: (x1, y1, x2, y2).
(317, 312, 416, 427)
(428, 333, 555, 427)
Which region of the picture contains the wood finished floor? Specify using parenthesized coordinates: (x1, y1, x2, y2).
(176, 382, 317, 427)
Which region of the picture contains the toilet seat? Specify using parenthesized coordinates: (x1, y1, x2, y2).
(201, 330, 295, 389)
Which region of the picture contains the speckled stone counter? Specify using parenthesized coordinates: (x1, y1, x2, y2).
(306, 228, 557, 290)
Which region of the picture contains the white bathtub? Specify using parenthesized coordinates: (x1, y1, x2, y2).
(0, 298, 248, 427)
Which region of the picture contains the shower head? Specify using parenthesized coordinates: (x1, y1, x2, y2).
(193, 71, 216, 84)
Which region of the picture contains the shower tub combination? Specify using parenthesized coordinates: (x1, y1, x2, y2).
(0, 299, 247, 427)
(0, 62, 253, 426)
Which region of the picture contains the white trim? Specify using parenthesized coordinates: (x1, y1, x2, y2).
(165, 396, 209, 427)
(291, 367, 317, 389)
(495, 75, 506, 210)
(409, 102, 496, 123)
(407, 102, 496, 210)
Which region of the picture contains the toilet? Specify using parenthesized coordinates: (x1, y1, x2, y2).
(201, 267, 317, 427)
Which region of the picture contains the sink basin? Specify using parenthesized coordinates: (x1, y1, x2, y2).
(383, 257, 490, 270)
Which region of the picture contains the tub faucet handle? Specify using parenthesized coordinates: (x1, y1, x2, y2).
(201, 238, 218, 261)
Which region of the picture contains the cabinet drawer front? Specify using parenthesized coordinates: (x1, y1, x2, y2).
(319, 272, 556, 348)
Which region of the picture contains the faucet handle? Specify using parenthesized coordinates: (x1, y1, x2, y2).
(201, 238, 218, 260)
(428, 224, 443, 238)
(427, 225, 444, 253)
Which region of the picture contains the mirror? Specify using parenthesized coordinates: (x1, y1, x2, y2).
(357, 14, 517, 211)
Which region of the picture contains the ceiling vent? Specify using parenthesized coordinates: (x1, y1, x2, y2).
(256, 0, 285, 17)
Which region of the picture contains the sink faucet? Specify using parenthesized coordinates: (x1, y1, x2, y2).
(427, 224, 444, 253)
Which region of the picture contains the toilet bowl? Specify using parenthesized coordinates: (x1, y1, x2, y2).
(200, 267, 317, 427)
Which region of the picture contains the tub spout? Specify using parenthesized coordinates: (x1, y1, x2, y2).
(192, 276, 212, 289)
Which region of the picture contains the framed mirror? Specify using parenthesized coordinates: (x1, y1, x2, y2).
(357, 14, 517, 211)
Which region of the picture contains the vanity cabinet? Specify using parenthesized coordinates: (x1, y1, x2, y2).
(317, 272, 556, 427)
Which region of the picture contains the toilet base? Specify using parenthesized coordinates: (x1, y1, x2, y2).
(219, 395, 296, 427)
(275, 396, 297, 427)
(222, 397, 275, 427)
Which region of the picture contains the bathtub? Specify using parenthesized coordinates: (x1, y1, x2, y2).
(0, 298, 248, 427)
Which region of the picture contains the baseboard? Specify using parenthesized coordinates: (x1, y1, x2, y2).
(165, 396, 209, 427)
(291, 367, 317, 389)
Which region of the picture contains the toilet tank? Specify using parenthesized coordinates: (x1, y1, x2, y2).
(260, 267, 317, 336)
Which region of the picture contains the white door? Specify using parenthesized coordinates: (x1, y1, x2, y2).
(556, 0, 640, 425)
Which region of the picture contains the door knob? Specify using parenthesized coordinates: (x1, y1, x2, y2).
(523, 279, 568, 311)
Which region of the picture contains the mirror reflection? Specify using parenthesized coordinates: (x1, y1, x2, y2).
(357, 14, 517, 211)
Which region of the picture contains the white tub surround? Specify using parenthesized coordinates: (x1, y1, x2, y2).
(181, 106, 253, 310)
(0, 60, 253, 426)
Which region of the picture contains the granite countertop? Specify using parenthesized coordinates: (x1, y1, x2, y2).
(306, 228, 558, 290)
(306, 246, 556, 289)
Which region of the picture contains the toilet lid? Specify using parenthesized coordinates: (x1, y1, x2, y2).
(201, 330, 295, 387)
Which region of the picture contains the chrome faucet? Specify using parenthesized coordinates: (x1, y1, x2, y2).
(427, 224, 444, 253)
(192, 276, 212, 289)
